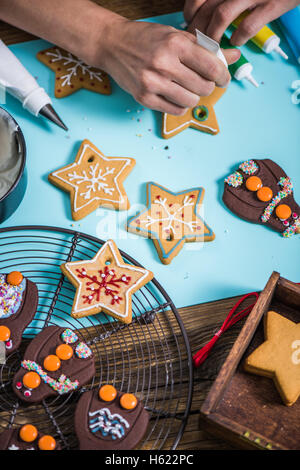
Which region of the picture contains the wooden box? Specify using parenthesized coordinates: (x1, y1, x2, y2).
(199, 272, 300, 450)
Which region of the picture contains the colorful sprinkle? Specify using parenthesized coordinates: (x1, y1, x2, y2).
(283, 217, 300, 238)
(75, 342, 92, 359)
(225, 171, 243, 188)
(61, 328, 78, 344)
(261, 177, 293, 223)
(239, 160, 258, 175)
(0, 274, 26, 320)
(21, 360, 79, 394)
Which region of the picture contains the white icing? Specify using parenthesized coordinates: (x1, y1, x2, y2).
(0, 110, 21, 199)
(89, 408, 130, 439)
(163, 111, 217, 137)
(52, 143, 132, 212)
(45, 49, 104, 87)
(141, 195, 199, 234)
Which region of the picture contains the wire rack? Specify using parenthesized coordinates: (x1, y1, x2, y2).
(0, 225, 193, 450)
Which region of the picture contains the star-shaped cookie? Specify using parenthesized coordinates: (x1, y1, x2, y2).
(49, 139, 135, 220)
(244, 311, 300, 406)
(37, 46, 111, 98)
(126, 182, 215, 264)
(162, 87, 226, 139)
(61, 239, 154, 324)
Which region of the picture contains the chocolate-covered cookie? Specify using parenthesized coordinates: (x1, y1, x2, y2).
(0, 271, 38, 355)
(13, 325, 95, 402)
(0, 424, 61, 450)
(74, 385, 149, 450)
(223, 159, 300, 237)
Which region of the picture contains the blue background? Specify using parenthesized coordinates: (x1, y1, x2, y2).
(1, 12, 300, 308)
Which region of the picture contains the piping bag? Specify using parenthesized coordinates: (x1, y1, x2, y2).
(196, 29, 228, 68)
(0, 40, 67, 131)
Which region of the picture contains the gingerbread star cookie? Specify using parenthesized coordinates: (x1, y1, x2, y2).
(37, 46, 111, 98)
(162, 87, 226, 139)
(126, 182, 215, 264)
(244, 311, 300, 406)
(61, 239, 154, 324)
(49, 139, 135, 220)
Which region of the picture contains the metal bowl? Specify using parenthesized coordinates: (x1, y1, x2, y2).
(0, 107, 27, 223)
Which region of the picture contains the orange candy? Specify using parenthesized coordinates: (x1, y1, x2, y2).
(0, 325, 11, 342)
(43, 354, 61, 372)
(56, 343, 73, 361)
(275, 204, 292, 220)
(257, 186, 273, 202)
(19, 424, 38, 443)
(245, 176, 263, 192)
(120, 393, 137, 410)
(23, 371, 41, 389)
(6, 271, 23, 286)
(38, 435, 56, 451)
(99, 384, 117, 402)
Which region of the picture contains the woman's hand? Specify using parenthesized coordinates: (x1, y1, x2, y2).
(90, 18, 240, 115)
(184, 0, 300, 45)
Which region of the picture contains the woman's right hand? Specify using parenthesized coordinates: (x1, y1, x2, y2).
(87, 18, 240, 115)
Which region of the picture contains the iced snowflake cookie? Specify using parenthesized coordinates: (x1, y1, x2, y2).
(61, 239, 154, 323)
(126, 182, 215, 264)
(162, 87, 226, 139)
(74, 385, 149, 450)
(48, 139, 136, 220)
(37, 46, 111, 98)
(223, 159, 300, 238)
(13, 325, 95, 403)
(0, 272, 38, 355)
(244, 311, 300, 406)
(0, 424, 61, 450)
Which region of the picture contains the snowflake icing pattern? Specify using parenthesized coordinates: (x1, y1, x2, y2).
(46, 48, 104, 87)
(76, 266, 131, 306)
(140, 194, 201, 237)
(67, 164, 115, 200)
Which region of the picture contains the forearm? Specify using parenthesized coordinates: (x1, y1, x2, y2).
(0, 0, 125, 64)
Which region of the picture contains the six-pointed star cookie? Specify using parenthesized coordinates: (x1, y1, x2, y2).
(49, 139, 135, 220)
(37, 46, 111, 98)
(61, 240, 154, 324)
(162, 87, 226, 139)
(126, 182, 215, 264)
(244, 311, 300, 406)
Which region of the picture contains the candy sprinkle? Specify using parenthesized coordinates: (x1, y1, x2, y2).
(239, 160, 258, 175)
(225, 171, 243, 188)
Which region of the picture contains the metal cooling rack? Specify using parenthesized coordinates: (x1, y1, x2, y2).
(0, 225, 193, 450)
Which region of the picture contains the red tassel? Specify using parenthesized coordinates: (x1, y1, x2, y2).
(193, 292, 259, 368)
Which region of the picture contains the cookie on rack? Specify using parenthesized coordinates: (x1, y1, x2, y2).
(37, 46, 111, 98)
(0, 424, 60, 450)
(244, 311, 300, 406)
(48, 139, 136, 220)
(13, 325, 95, 403)
(126, 182, 215, 264)
(162, 87, 226, 138)
(0, 271, 38, 355)
(60, 239, 154, 323)
(223, 159, 300, 238)
(74, 385, 149, 450)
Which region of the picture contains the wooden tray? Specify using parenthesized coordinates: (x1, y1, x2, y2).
(199, 271, 300, 450)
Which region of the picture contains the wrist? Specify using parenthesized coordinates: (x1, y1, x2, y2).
(80, 7, 128, 69)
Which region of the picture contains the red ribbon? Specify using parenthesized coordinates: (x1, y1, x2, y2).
(193, 292, 259, 368)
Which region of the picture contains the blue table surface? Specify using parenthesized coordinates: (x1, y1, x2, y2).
(1, 12, 300, 309)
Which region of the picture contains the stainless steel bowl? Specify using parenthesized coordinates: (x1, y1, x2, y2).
(0, 107, 27, 223)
